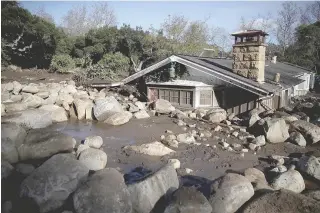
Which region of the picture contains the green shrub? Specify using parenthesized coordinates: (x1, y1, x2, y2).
(50, 54, 75, 73)
(98, 52, 130, 73)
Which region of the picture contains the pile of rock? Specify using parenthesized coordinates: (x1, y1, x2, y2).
(1, 81, 180, 129)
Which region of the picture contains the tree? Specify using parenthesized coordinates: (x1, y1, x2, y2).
(2, 2, 62, 68)
(34, 6, 54, 24)
(300, 2, 320, 24)
(62, 2, 117, 36)
(276, 2, 299, 56)
(161, 15, 188, 42)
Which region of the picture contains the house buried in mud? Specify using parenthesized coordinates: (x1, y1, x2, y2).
(94, 30, 315, 115)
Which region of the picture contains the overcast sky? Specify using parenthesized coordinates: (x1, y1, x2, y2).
(21, 1, 310, 35)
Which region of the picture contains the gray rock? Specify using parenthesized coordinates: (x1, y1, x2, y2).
(36, 91, 50, 99)
(4, 102, 28, 113)
(2, 200, 12, 213)
(244, 168, 272, 191)
(209, 173, 254, 213)
(263, 118, 289, 143)
(73, 99, 88, 120)
(127, 164, 179, 213)
(135, 101, 146, 110)
(55, 93, 73, 105)
(60, 84, 77, 94)
(73, 168, 132, 213)
(124, 141, 175, 156)
(13, 81, 22, 95)
(10, 94, 22, 102)
(85, 102, 93, 120)
(249, 113, 261, 127)
(15, 163, 35, 176)
(93, 97, 123, 121)
(153, 99, 175, 114)
(1, 138, 19, 164)
(18, 131, 76, 161)
(164, 187, 212, 213)
(128, 103, 140, 113)
(2, 109, 53, 129)
(22, 84, 39, 94)
(83, 136, 103, 149)
(1, 122, 27, 147)
(20, 154, 89, 213)
(134, 110, 150, 119)
(1, 103, 5, 115)
(242, 189, 320, 213)
(289, 132, 307, 147)
(1, 160, 14, 179)
(271, 170, 305, 193)
(252, 135, 266, 146)
(203, 108, 227, 123)
(104, 111, 132, 125)
(297, 155, 320, 181)
(291, 120, 320, 144)
(39, 105, 68, 122)
(176, 133, 196, 144)
(1, 82, 14, 92)
(78, 148, 107, 171)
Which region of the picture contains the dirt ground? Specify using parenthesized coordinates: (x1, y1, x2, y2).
(1, 69, 73, 84)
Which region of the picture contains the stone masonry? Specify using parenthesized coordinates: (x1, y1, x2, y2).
(232, 44, 266, 82)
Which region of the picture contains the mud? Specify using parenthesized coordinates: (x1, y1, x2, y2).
(46, 115, 320, 183)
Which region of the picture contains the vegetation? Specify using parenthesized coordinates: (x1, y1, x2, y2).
(1, 1, 320, 80)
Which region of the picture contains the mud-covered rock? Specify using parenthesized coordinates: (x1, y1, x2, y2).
(164, 186, 212, 213)
(203, 108, 227, 123)
(104, 111, 132, 125)
(176, 133, 196, 144)
(73, 168, 132, 213)
(1, 160, 14, 179)
(297, 155, 320, 181)
(134, 110, 150, 119)
(291, 120, 320, 144)
(1, 138, 19, 164)
(83, 136, 103, 149)
(4, 102, 28, 113)
(289, 132, 307, 147)
(22, 84, 39, 94)
(1, 122, 27, 147)
(124, 141, 175, 156)
(263, 118, 289, 143)
(153, 99, 175, 114)
(20, 154, 89, 213)
(209, 173, 254, 213)
(18, 131, 76, 161)
(127, 164, 179, 213)
(39, 105, 68, 122)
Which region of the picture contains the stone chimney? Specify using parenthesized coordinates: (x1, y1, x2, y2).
(231, 30, 268, 83)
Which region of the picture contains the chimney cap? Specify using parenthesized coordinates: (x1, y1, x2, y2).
(231, 30, 269, 37)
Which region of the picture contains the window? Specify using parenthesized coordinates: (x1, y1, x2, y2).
(200, 90, 212, 105)
(155, 88, 193, 106)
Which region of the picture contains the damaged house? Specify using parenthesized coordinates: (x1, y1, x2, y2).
(94, 30, 315, 115)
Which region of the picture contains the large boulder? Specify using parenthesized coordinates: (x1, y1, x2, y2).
(60, 84, 77, 94)
(73, 99, 90, 120)
(13, 81, 22, 95)
(22, 84, 39, 94)
(127, 164, 179, 213)
(20, 154, 89, 213)
(242, 189, 320, 213)
(1, 160, 14, 179)
(2, 82, 14, 92)
(262, 118, 289, 143)
(93, 97, 123, 121)
(244, 168, 272, 191)
(249, 113, 261, 127)
(55, 93, 74, 105)
(39, 105, 68, 122)
(123, 141, 175, 156)
(209, 173, 254, 213)
(2, 109, 53, 129)
(164, 186, 212, 213)
(104, 111, 132, 125)
(22, 94, 43, 108)
(203, 108, 227, 123)
(1, 138, 19, 164)
(78, 148, 107, 171)
(1, 122, 27, 147)
(291, 120, 320, 144)
(297, 155, 320, 181)
(73, 168, 132, 213)
(271, 170, 305, 193)
(4, 102, 28, 113)
(18, 131, 76, 161)
(153, 99, 175, 114)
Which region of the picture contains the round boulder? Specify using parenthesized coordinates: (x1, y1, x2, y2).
(78, 148, 107, 171)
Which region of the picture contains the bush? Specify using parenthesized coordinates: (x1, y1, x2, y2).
(98, 52, 130, 73)
(50, 54, 75, 73)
